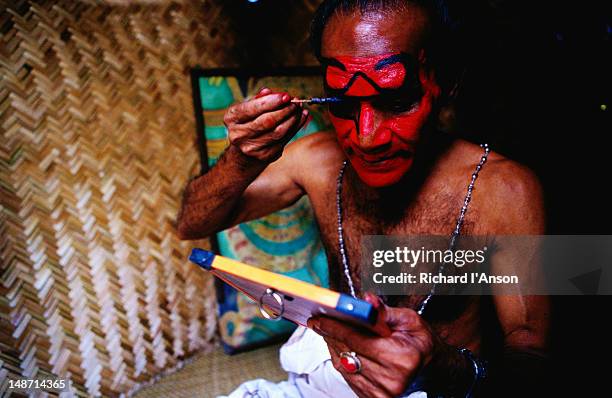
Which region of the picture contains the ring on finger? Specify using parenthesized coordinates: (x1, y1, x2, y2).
(339, 351, 362, 374)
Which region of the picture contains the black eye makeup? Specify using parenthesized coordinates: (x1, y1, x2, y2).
(327, 90, 422, 119)
(371, 91, 422, 114)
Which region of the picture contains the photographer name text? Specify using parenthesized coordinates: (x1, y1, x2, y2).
(372, 272, 519, 285)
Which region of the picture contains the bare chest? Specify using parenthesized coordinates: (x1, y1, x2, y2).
(309, 178, 475, 288)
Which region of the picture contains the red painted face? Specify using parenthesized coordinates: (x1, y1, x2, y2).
(323, 52, 441, 187)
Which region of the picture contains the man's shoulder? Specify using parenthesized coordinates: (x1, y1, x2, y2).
(449, 139, 544, 233)
(289, 130, 341, 153)
(448, 139, 540, 194)
(285, 131, 344, 178)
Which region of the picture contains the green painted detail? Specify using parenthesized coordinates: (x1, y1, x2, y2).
(200, 77, 235, 110)
(204, 125, 228, 140)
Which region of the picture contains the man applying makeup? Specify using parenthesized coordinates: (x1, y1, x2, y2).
(177, 1, 549, 397)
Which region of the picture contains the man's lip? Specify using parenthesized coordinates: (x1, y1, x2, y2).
(351, 154, 407, 170)
(360, 154, 395, 163)
(351, 148, 412, 164)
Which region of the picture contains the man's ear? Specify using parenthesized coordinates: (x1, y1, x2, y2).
(437, 104, 457, 134)
(436, 67, 466, 134)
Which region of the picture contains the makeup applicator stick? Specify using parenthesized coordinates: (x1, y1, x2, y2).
(291, 97, 342, 104)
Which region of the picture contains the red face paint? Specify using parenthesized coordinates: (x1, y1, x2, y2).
(326, 53, 407, 96)
(322, 52, 440, 187)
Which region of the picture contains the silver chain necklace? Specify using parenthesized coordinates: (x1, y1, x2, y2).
(336, 143, 490, 315)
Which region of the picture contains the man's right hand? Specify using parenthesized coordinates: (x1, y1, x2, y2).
(224, 88, 309, 164)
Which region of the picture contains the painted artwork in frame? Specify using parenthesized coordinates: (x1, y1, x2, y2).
(190, 67, 332, 353)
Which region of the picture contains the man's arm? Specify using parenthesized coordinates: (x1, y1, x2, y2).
(483, 160, 550, 396)
(176, 89, 309, 240)
(416, 160, 550, 396)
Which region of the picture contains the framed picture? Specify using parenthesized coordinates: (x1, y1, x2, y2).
(190, 67, 331, 353)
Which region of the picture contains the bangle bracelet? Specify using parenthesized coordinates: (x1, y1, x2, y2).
(458, 348, 487, 398)
(400, 349, 487, 398)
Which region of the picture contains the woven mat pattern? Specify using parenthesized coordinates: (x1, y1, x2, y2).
(0, 0, 244, 395)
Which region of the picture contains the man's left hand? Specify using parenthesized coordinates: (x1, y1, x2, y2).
(307, 293, 443, 398)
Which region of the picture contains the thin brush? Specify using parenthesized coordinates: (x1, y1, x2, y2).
(291, 97, 342, 104)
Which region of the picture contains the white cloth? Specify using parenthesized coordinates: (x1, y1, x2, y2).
(219, 326, 427, 398)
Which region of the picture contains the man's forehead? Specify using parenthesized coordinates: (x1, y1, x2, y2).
(320, 6, 429, 59)
(327, 53, 408, 68)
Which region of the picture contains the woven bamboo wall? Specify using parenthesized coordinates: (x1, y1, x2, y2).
(0, 0, 320, 396)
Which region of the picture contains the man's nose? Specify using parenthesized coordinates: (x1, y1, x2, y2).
(357, 102, 387, 149)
